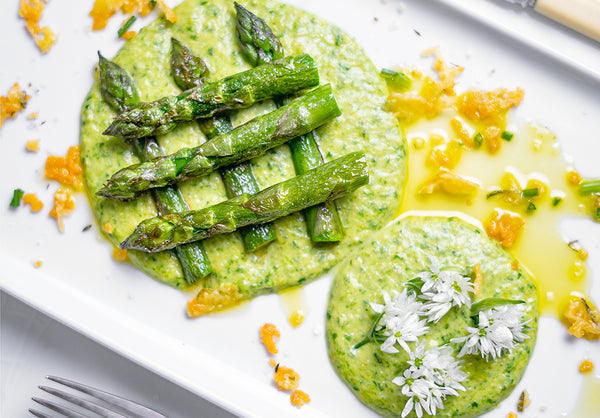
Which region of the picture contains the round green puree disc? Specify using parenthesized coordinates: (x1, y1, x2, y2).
(80, 0, 406, 294)
(326, 215, 539, 417)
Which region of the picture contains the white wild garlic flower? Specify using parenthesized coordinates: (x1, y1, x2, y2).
(393, 341, 467, 418)
(370, 289, 429, 354)
(416, 258, 475, 323)
(451, 303, 529, 360)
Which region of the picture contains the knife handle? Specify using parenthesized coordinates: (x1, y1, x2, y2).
(535, 0, 600, 42)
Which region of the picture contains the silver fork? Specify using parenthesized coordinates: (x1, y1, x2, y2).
(29, 375, 168, 418)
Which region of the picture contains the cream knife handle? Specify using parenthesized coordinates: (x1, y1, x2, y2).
(535, 0, 600, 42)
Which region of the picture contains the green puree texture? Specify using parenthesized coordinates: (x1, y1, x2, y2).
(80, 0, 406, 293)
(326, 216, 539, 418)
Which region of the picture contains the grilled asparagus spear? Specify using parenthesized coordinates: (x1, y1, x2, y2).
(121, 152, 369, 252)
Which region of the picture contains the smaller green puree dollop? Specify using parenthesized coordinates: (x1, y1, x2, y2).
(326, 215, 538, 417)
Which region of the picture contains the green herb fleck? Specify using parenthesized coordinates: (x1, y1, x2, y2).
(527, 202, 536, 211)
(473, 132, 484, 148)
(579, 179, 600, 195)
(380, 68, 411, 91)
(118, 16, 136, 37)
(501, 131, 514, 141)
(10, 188, 24, 207)
(551, 196, 563, 207)
(486, 189, 507, 199)
(522, 188, 539, 198)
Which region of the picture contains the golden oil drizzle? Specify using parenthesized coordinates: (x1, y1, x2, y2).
(397, 111, 591, 316)
(278, 287, 306, 327)
(564, 372, 600, 417)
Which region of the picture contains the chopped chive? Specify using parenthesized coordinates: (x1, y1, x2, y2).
(472, 132, 484, 148)
(501, 131, 514, 141)
(470, 298, 525, 317)
(380, 68, 411, 90)
(527, 202, 536, 211)
(551, 196, 563, 207)
(522, 187, 539, 197)
(579, 179, 600, 195)
(486, 189, 507, 199)
(118, 16, 136, 37)
(10, 188, 24, 207)
(595, 206, 600, 221)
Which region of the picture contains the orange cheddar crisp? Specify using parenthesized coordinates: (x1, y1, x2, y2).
(49, 187, 75, 232)
(260, 323, 280, 354)
(45, 145, 83, 190)
(274, 365, 300, 391)
(19, 0, 57, 53)
(1, 83, 30, 126)
(23, 193, 44, 212)
(290, 389, 310, 407)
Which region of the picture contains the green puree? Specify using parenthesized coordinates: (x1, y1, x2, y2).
(326, 216, 539, 418)
(79, 0, 406, 293)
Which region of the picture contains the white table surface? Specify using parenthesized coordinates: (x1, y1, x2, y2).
(1, 290, 237, 417)
(2, 1, 600, 418)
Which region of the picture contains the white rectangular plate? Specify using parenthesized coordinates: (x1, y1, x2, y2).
(1, 1, 599, 417)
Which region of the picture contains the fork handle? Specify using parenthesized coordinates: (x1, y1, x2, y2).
(535, 0, 600, 42)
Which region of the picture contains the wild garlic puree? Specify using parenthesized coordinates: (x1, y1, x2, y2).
(327, 216, 538, 418)
(81, 0, 405, 292)
(80, 0, 541, 417)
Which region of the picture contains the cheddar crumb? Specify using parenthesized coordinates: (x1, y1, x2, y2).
(1, 83, 30, 126)
(485, 209, 524, 248)
(562, 296, 600, 340)
(506, 413, 517, 418)
(473, 263, 483, 297)
(23, 193, 44, 212)
(19, 0, 57, 53)
(45, 145, 83, 190)
(49, 187, 75, 232)
(103, 223, 114, 234)
(186, 284, 242, 317)
(112, 247, 128, 261)
(290, 389, 310, 407)
(269, 358, 277, 368)
(567, 170, 582, 186)
(156, 0, 177, 22)
(27, 112, 38, 119)
(89, 0, 176, 30)
(289, 310, 305, 328)
(26, 139, 40, 152)
(260, 323, 280, 354)
(418, 170, 480, 197)
(412, 136, 425, 150)
(34, 260, 42, 268)
(517, 389, 531, 412)
(121, 30, 136, 40)
(579, 359, 594, 373)
(273, 365, 300, 390)
(511, 259, 520, 271)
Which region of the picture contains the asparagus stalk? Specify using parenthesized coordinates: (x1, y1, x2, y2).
(98, 53, 212, 284)
(102, 54, 320, 140)
(234, 3, 344, 242)
(97, 84, 341, 200)
(170, 38, 276, 252)
(121, 152, 369, 252)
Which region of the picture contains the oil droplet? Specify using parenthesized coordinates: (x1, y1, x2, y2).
(279, 287, 306, 327)
(569, 261, 586, 282)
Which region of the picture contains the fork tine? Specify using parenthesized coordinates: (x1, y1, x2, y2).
(46, 376, 168, 418)
(39, 385, 126, 418)
(29, 409, 54, 418)
(31, 397, 87, 418)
